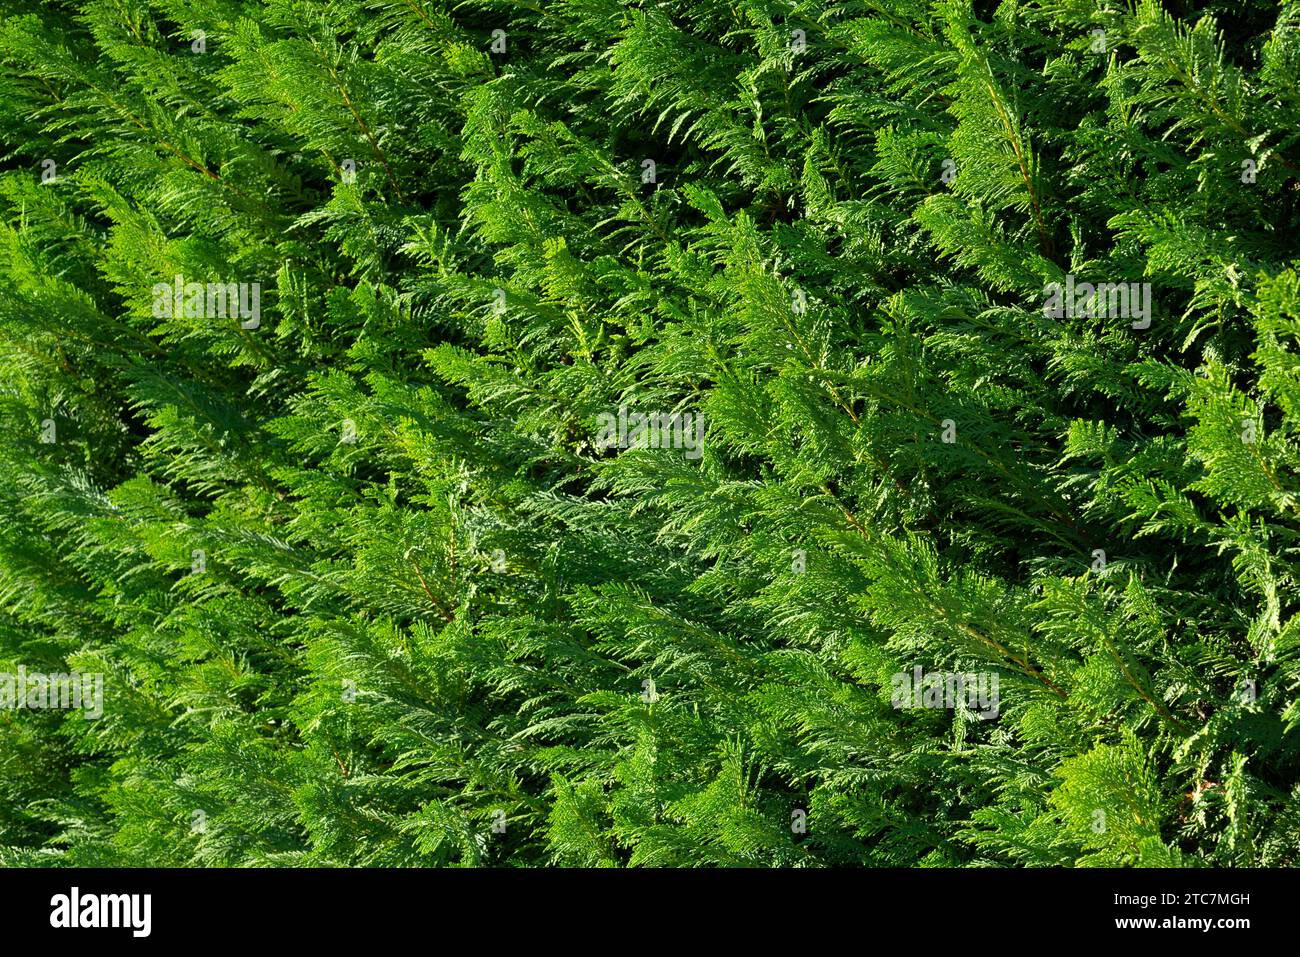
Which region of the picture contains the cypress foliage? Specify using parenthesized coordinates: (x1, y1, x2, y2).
(1, 0, 1298, 867)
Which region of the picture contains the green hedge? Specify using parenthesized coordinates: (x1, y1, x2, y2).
(2, 0, 1298, 867)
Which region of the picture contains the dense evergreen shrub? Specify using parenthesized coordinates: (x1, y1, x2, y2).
(2, 0, 1299, 867)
